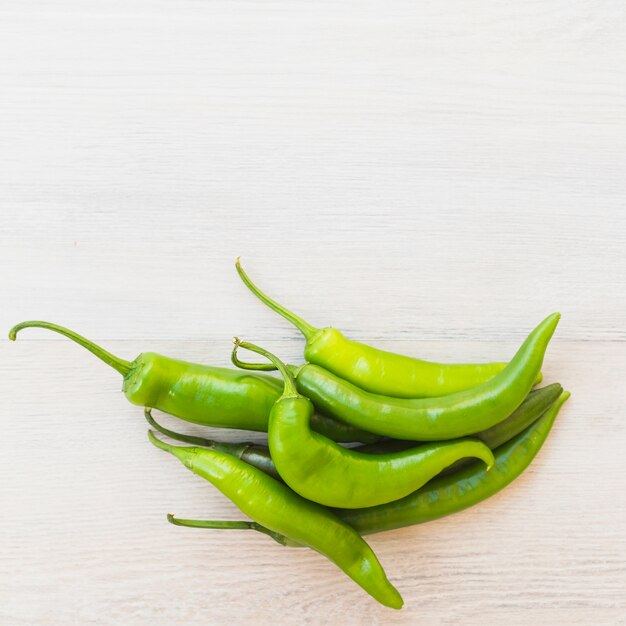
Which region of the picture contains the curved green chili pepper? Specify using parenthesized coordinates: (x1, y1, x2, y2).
(236, 258, 509, 397)
(179, 390, 568, 542)
(274, 313, 560, 441)
(8, 320, 377, 443)
(148, 431, 403, 609)
(232, 338, 494, 509)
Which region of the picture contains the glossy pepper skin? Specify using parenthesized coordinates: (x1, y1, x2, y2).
(338, 390, 569, 534)
(236, 258, 507, 398)
(8, 320, 377, 443)
(128, 353, 281, 430)
(148, 432, 404, 609)
(184, 390, 568, 542)
(288, 313, 560, 441)
(232, 339, 494, 509)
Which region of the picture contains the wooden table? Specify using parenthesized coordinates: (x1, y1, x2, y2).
(1, 2, 625, 624)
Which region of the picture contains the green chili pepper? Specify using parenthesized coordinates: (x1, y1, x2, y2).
(232, 338, 495, 509)
(148, 431, 404, 609)
(176, 390, 568, 542)
(236, 258, 509, 397)
(8, 320, 377, 443)
(270, 313, 560, 441)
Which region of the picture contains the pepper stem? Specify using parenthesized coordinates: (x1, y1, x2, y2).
(235, 258, 318, 340)
(148, 430, 197, 468)
(232, 337, 298, 397)
(166, 513, 292, 547)
(144, 409, 219, 448)
(9, 320, 132, 377)
(145, 409, 263, 463)
(230, 349, 277, 372)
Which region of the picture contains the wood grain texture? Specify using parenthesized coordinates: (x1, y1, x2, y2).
(1, 1, 625, 624)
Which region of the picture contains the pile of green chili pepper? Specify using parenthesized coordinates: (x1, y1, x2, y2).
(9, 259, 569, 610)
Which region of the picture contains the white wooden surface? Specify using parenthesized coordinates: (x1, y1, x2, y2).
(1, 2, 625, 624)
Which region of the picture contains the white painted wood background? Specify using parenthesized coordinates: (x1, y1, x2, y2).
(1, 1, 625, 624)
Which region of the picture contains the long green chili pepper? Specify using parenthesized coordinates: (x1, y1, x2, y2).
(255, 313, 560, 441)
(232, 338, 494, 509)
(236, 258, 509, 398)
(8, 320, 377, 443)
(174, 390, 568, 541)
(148, 431, 403, 609)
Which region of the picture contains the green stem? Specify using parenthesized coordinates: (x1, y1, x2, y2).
(230, 349, 277, 372)
(144, 409, 219, 448)
(232, 337, 298, 397)
(148, 430, 197, 467)
(235, 258, 318, 340)
(168, 515, 254, 531)
(8, 320, 132, 376)
(166, 513, 293, 546)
